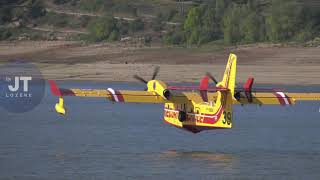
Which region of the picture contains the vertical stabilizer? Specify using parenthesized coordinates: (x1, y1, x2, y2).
(217, 53, 237, 97)
(215, 54, 237, 128)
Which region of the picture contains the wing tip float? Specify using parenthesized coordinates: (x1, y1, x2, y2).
(48, 80, 66, 115)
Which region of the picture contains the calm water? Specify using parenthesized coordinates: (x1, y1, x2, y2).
(1, 82, 320, 180)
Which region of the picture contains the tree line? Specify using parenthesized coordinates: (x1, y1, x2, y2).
(1, 0, 319, 45)
(165, 0, 320, 45)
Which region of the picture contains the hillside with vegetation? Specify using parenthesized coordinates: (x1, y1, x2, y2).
(1, 0, 320, 46)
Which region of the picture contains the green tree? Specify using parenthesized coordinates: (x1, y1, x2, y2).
(223, 2, 265, 44)
(0, 7, 11, 24)
(215, 0, 231, 19)
(184, 6, 202, 32)
(108, 30, 119, 41)
(202, 5, 221, 41)
(28, 0, 46, 19)
(184, 6, 204, 45)
(266, 0, 304, 42)
(164, 28, 185, 45)
(0, 28, 12, 40)
(240, 12, 264, 43)
(116, 19, 129, 35)
(53, 0, 68, 5)
(79, 0, 105, 11)
(89, 16, 117, 41)
(223, 4, 244, 44)
(151, 15, 164, 32)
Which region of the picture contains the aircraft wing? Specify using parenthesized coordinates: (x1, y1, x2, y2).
(49, 80, 212, 104)
(49, 80, 320, 106)
(233, 92, 320, 105)
(49, 80, 167, 104)
(286, 93, 320, 101)
(168, 89, 320, 106)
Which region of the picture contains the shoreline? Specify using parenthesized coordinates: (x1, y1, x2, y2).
(39, 63, 320, 85)
(1, 41, 319, 86)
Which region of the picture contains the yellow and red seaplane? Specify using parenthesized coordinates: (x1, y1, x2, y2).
(49, 54, 320, 133)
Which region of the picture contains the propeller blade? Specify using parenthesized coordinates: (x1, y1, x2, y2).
(206, 72, 218, 84)
(133, 75, 148, 84)
(134, 66, 160, 91)
(151, 66, 160, 80)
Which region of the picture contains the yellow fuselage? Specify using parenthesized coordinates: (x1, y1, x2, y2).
(163, 91, 232, 133)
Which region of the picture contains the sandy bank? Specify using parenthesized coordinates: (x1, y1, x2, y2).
(0, 41, 319, 85)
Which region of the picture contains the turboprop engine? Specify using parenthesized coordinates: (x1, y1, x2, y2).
(147, 80, 170, 99)
(133, 66, 171, 100)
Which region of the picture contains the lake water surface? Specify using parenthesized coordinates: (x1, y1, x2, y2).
(1, 82, 320, 180)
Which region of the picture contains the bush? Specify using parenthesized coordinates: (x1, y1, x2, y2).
(240, 12, 264, 43)
(28, 0, 46, 19)
(108, 30, 119, 41)
(144, 35, 152, 45)
(164, 29, 185, 45)
(88, 16, 117, 42)
(0, 28, 12, 40)
(37, 12, 69, 28)
(294, 30, 313, 43)
(129, 19, 144, 32)
(79, 16, 91, 28)
(112, 0, 137, 16)
(116, 19, 129, 35)
(0, 8, 12, 24)
(151, 16, 163, 32)
(53, 0, 68, 4)
(0, 0, 46, 26)
(79, 0, 105, 11)
(167, 9, 178, 22)
(305, 37, 320, 47)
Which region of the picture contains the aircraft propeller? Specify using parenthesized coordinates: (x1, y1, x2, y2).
(151, 66, 160, 80)
(133, 66, 160, 90)
(133, 75, 148, 84)
(206, 72, 218, 84)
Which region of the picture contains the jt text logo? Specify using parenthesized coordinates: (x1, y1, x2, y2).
(7, 76, 32, 92)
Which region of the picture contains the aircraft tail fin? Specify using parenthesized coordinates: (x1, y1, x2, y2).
(217, 53, 237, 97)
(215, 54, 237, 128)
